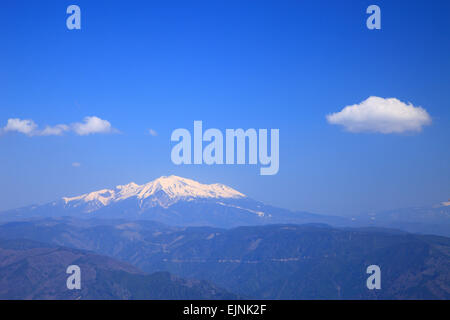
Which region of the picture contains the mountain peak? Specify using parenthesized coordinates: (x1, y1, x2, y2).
(62, 175, 246, 210)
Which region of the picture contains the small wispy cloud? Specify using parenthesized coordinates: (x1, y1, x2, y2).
(148, 129, 158, 136)
(40, 124, 70, 136)
(73, 116, 117, 135)
(72, 162, 81, 167)
(326, 96, 432, 134)
(3, 118, 37, 136)
(0, 116, 118, 137)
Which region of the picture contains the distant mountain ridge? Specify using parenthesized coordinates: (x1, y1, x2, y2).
(357, 204, 450, 236)
(0, 175, 449, 236)
(0, 175, 348, 228)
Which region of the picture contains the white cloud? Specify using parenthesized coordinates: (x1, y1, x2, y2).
(326, 96, 432, 134)
(148, 129, 158, 136)
(1, 116, 118, 137)
(3, 118, 37, 136)
(72, 162, 81, 167)
(72, 116, 116, 136)
(40, 124, 70, 136)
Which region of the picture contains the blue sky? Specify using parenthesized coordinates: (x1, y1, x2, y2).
(0, 0, 449, 215)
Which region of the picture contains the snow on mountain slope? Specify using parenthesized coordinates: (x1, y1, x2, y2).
(442, 201, 450, 207)
(62, 175, 246, 210)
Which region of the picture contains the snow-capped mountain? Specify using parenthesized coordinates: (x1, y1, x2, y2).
(62, 175, 245, 212)
(0, 175, 345, 228)
(442, 200, 450, 207)
(0, 176, 448, 235)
